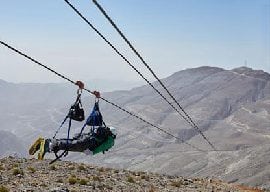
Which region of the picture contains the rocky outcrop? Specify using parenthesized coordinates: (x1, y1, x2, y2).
(0, 157, 264, 192)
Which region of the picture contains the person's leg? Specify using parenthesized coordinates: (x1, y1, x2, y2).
(53, 134, 98, 152)
(38, 138, 50, 160)
(29, 133, 100, 160)
(29, 137, 50, 160)
(29, 137, 43, 155)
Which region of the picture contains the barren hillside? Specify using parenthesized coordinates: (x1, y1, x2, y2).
(0, 66, 270, 189)
(0, 157, 264, 192)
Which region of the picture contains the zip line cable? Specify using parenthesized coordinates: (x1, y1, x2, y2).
(91, 0, 216, 151)
(63, 0, 216, 150)
(0, 40, 205, 152)
(62, 0, 200, 138)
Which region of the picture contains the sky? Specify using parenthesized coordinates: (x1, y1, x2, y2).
(0, 0, 269, 84)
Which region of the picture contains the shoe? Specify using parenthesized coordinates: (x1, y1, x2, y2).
(38, 139, 50, 160)
(29, 137, 44, 155)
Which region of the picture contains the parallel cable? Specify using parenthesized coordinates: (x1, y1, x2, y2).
(62, 0, 202, 139)
(0, 40, 205, 152)
(92, 0, 216, 151)
(64, 0, 216, 150)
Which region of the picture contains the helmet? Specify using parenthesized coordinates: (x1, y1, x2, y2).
(109, 126, 116, 136)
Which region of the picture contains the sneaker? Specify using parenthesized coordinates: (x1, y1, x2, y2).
(38, 139, 51, 160)
(29, 137, 44, 155)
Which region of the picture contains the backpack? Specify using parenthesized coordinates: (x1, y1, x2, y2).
(86, 102, 103, 126)
(68, 98, 85, 122)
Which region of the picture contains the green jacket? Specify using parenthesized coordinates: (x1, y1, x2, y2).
(93, 136, 115, 155)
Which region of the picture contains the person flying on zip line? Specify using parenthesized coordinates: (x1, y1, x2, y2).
(29, 81, 116, 162)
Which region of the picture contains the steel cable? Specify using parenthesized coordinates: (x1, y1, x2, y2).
(63, 0, 216, 150)
(92, 0, 216, 151)
(0, 40, 205, 152)
(62, 0, 204, 140)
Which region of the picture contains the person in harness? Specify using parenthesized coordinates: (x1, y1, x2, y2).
(29, 125, 116, 160)
(29, 82, 116, 162)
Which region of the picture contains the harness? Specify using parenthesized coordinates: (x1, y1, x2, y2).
(50, 88, 85, 164)
(50, 88, 106, 164)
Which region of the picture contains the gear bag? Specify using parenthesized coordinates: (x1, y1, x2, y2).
(68, 92, 85, 122)
(69, 101, 84, 121)
(86, 101, 103, 126)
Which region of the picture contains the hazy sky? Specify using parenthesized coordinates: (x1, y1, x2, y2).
(0, 0, 269, 83)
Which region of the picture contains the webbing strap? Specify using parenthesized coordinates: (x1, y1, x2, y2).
(50, 117, 72, 164)
(53, 115, 69, 139)
(50, 150, 68, 164)
(79, 123, 88, 136)
(66, 117, 72, 146)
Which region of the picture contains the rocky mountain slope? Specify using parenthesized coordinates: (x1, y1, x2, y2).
(0, 66, 270, 189)
(0, 157, 264, 192)
(85, 66, 270, 189)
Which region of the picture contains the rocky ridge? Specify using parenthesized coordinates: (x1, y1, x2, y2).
(0, 157, 264, 192)
(1, 66, 270, 188)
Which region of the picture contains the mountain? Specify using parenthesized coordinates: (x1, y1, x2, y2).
(0, 157, 263, 192)
(86, 78, 144, 92)
(0, 66, 270, 189)
(0, 81, 76, 143)
(84, 66, 270, 189)
(0, 130, 26, 158)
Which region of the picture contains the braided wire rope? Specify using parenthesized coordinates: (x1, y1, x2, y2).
(0, 40, 205, 152)
(63, 0, 216, 150)
(92, 0, 216, 151)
